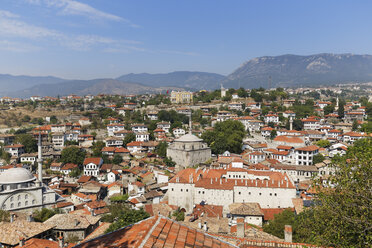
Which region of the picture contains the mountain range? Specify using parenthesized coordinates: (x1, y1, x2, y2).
(2, 53, 372, 98)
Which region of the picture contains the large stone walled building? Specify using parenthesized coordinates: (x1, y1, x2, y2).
(168, 166, 296, 213)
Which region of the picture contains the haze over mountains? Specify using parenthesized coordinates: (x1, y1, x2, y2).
(2, 53, 372, 98)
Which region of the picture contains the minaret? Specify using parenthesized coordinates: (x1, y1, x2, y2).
(289, 116, 293, 131)
(221, 84, 226, 98)
(189, 109, 192, 134)
(335, 97, 339, 111)
(37, 133, 43, 184)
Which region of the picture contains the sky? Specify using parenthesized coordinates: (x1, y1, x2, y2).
(0, 0, 372, 79)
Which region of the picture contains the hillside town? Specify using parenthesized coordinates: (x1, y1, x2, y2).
(0, 85, 371, 248)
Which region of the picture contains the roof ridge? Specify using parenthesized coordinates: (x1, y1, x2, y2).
(138, 215, 161, 248)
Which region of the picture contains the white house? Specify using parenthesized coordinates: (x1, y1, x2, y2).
(294, 145, 319, 166)
(136, 132, 150, 142)
(107, 123, 125, 136)
(83, 157, 104, 177)
(172, 128, 186, 138)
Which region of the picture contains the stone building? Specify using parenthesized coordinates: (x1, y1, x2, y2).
(0, 168, 64, 212)
(166, 133, 211, 170)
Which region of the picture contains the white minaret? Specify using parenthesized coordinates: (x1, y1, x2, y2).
(289, 116, 293, 131)
(221, 84, 226, 98)
(189, 109, 192, 134)
(335, 97, 339, 111)
(37, 133, 43, 184)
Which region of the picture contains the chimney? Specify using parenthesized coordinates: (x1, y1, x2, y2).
(198, 221, 202, 229)
(284, 225, 293, 243)
(203, 221, 208, 231)
(27, 214, 33, 222)
(236, 218, 245, 238)
(19, 237, 25, 247)
(58, 236, 65, 248)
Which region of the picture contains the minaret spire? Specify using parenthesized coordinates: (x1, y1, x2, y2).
(189, 107, 192, 134)
(37, 132, 43, 184)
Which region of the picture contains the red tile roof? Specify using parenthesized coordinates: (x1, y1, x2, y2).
(73, 215, 238, 248)
(83, 157, 102, 165)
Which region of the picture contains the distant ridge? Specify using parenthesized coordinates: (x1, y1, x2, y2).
(116, 71, 225, 90)
(223, 53, 372, 89)
(2, 53, 372, 98)
(6, 79, 186, 98)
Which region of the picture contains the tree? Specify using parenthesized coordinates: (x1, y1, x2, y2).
(105, 208, 149, 233)
(109, 194, 129, 203)
(33, 208, 60, 222)
(112, 154, 123, 165)
(270, 130, 277, 140)
(15, 134, 37, 153)
(164, 157, 176, 167)
(201, 120, 245, 154)
(60, 146, 86, 165)
(315, 140, 331, 148)
(352, 119, 359, 131)
(92, 141, 105, 157)
(155, 142, 167, 157)
(0, 210, 10, 222)
(122, 133, 134, 147)
(313, 153, 324, 164)
(263, 209, 296, 239)
(50, 115, 58, 124)
(297, 138, 372, 247)
(69, 167, 82, 178)
(323, 105, 334, 116)
(172, 208, 185, 221)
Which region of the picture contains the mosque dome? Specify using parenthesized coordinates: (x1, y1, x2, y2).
(176, 133, 203, 142)
(0, 168, 35, 184)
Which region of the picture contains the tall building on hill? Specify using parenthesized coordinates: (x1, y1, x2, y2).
(170, 91, 193, 104)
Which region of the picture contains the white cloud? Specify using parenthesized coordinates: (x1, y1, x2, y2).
(0, 40, 40, 52)
(0, 9, 143, 52)
(157, 50, 199, 56)
(0, 10, 20, 18)
(26, 0, 139, 27)
(0, 11, 62, 39)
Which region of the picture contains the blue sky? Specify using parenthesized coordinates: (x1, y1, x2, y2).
(0, 0, 371, 79)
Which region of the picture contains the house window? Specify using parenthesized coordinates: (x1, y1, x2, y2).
(25, 194, 28, 199)
(18, 202, 21, 207)
(259, 193, 262, 196)
(270, 193, 272, 196)
(249, 192, 251, 195)
(25, 201, 28, 206)
(186, 189, 188, 192)
(180, 189, 183, 192)
(238, 192, 241, 195)
(32, 200, 35, 204)
(274, 193, 277, 196)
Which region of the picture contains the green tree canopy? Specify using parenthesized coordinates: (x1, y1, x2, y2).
(60, 146, 86, 165)
(105, 208, 149, 233)
(123, 133, 136, 146)
(299, 138, 372, 247)
(155, 141, 168, 157)
(201, 119, 245, 154)
(15, 134, 37, 153)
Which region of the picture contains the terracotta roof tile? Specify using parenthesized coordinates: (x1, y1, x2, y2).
(73, 216, 238, 248)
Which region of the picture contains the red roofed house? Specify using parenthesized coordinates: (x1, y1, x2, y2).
(4, 144, 25, 157)
(83, 157, 103, 177)
(168, 168, 296, 213)
(302, 118, 320, 130)
(295, 145, 319, 165)
(61, 163, 78, 175)
(128, 181, 145, 196)
(126, 141, 143, 153)
(247, 151, 266, 164)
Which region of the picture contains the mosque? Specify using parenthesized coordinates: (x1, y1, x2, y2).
(167, 118, 211, 170)
(0, 136, 63, 212)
